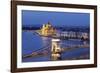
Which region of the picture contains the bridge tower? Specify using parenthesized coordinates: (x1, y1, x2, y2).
(51, 39, 61, 60)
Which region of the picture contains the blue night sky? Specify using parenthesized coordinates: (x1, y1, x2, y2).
(22, 10, 90, 27)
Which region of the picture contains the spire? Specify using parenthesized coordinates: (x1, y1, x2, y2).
(48, 21, 51, 25)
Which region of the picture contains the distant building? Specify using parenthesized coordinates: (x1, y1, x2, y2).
(81, 32, 89, 40)
(41, 22, 56, 36)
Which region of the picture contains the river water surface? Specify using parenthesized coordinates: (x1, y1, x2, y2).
(22, 30, 90, 62)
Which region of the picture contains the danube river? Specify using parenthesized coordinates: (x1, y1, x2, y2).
(22, 30, 90, 62)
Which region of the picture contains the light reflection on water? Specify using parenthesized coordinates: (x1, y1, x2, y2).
(22, 31, 90, 62)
